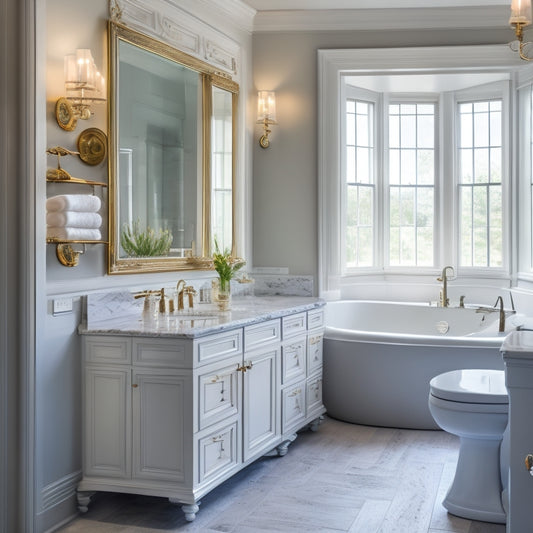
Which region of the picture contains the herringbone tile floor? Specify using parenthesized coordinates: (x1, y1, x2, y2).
(59, 416, 506, 533)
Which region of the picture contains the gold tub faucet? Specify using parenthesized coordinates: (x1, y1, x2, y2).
(437, 266, 455, 307)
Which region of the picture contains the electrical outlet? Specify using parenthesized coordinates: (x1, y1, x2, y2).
(53, 297, 73, 315)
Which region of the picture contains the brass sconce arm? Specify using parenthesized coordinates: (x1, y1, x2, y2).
(258, 117, 277, 149)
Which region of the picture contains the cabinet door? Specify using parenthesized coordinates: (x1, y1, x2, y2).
(242, 347, 281, 461)
(132, 369, 192, 483)
(84, 366, 131, 479)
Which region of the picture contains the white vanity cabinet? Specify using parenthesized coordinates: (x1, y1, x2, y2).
(78, 304, 325, 521)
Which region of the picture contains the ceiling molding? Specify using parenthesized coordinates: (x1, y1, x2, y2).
(252, 6, 510, 32)
(164, 0, 256, 35)
(243, 0, 508, 9)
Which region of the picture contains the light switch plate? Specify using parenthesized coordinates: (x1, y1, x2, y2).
(53, 297, 73, 315)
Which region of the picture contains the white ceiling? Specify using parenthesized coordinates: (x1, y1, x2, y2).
(240, 0, 508, 11)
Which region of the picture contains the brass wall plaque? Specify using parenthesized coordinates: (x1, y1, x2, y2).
(77, 128, 107, 165)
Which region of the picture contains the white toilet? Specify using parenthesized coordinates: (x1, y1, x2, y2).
(428, 369, 509, 524)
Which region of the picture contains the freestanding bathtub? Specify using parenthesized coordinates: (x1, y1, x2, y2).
(323, 300, 518, 429)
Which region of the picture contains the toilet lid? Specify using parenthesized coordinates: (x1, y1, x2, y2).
(430, 369, 508, 404)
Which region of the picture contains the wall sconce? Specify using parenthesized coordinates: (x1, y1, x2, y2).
(55, 49, 106, 131)
(257, 91, 277, 148)
(510, 0, 533, 60)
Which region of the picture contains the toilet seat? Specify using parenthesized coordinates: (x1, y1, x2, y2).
(430, 369, 508, 404)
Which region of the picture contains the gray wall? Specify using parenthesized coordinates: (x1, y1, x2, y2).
(251, 28, 512, 279)
(37, 1, 253, 531)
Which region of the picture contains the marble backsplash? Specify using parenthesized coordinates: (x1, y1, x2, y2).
(251, 275, 313, 297)
(85, 274, 314, 328)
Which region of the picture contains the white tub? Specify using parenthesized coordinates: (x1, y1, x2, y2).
(323, 300, 519, 429)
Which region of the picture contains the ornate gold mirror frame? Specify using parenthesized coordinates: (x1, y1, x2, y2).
(107, 22, 239, 274)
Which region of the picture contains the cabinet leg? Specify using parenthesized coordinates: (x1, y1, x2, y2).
(77, 491, 95, 513)
(276, 433, 297, 456)
(309, 415, 324, 432)
(181, 503, 200, 521)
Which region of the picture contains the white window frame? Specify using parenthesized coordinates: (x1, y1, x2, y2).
(318, 46, 523, 299)
(516, 65, 533, 281)
(384, 94, 440, 270)
(453, 81, 511, 277)
(341, 83, 381, 274)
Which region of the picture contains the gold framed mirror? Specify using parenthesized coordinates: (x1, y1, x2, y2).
(107, 22, 238, 274)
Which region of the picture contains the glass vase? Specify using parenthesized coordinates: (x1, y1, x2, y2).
(217, 278, 231, 311)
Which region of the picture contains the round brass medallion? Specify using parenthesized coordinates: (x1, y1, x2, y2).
(56, 244, 80, 267)
(77, 128, 107, 166)
(55, 97, 77, 131)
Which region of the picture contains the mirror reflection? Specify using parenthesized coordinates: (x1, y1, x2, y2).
(107, 23, 239, 274)
(210, 85, 235, 253)
(118, 39, 199, 258)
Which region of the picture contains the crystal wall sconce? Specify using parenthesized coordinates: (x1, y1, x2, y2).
(55, 49, 106, 131)
(257, 91, 277, 148)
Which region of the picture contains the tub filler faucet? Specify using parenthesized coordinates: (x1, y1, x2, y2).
(475, 296, 515, 333)
(494, 296, 506, 333)
(437, 266, 455, 307)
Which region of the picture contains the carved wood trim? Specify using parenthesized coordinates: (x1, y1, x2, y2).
(109, 0, 240, 78)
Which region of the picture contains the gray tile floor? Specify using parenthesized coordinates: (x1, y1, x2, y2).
(59, 417, 506, 532)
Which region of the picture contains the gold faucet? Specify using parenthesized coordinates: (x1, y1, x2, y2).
(159, 288, 167, 314)
(493, 296, 506, 333)
(176, 280, 186, 311)
(437, 266, 455, 307)
(475, 296, 515, 333)
(184, 286, 196, 309)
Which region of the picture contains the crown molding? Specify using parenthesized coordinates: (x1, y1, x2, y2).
(164, 0, 256, 35)
(252, 5, 510, 32)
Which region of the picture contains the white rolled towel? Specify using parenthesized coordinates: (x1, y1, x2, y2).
(46, 211, 102, 229)
(47, 227, 102, 241)
(46, 194, 101, 213)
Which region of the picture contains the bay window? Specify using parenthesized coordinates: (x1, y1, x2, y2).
(342, 81, 508, 275)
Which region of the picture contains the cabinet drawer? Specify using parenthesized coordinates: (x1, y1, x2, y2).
(85, 336, 131, 365)
(196, 329, 243, 365)
(307, 308, 325, 331)
(244, 319, 280, 352)
(307, 331, 324, 376)
(197, 421, 239, 484)
(197, 358, 240, 431)
(281, 336, 307, 385)
(133, 338, 189, 368)
(281, 381, 306, 434)
(282, 312, 307, 339)
(306, 376, 323, 417)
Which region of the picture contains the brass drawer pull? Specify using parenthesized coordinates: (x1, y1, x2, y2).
(210, 373, 231, 383)
(236, 362, 253, 372)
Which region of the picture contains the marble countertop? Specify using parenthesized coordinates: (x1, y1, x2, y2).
(79, 296, 325, 339)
